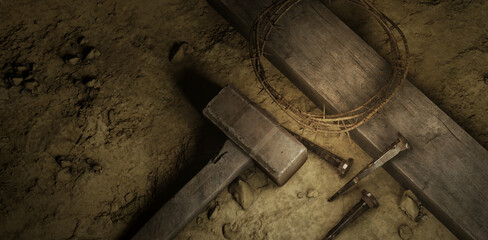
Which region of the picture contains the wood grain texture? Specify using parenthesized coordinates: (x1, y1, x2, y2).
(206, 0, 488, 239)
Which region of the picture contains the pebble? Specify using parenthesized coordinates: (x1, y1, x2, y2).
(398, 224, 413, 240)
(91, 164, 102, 172)
(207, 203, 220, 220)
(196, 217, 203, 225)
(12, 77, 24, 86)
(124, 192, 136, 203)
(16, 66, 29, 72)
(169, 42, 190, 63)
(297, 192, 305, 199)
(68, 57, 80, 65)
(24, 81, 39, 91)
(399, 191, 420, 221)
(60, 160, 72, 168)
(222, 222, 239, 239)
(107, 109, 115, 125)
(111, 203, 120, 212)
(228, 178, 254, 210)
(85, 79, 100, 88)
(78, 36, 87, 45)
(306, 189, 319, 198)
(86, 48, 101, 60)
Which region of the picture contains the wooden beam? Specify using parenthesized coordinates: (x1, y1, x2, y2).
(206, 0, 488, 239)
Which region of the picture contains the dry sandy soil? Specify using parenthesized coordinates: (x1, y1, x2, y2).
(0, 0, 486, 239)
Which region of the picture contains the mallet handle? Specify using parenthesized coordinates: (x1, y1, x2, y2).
(132, 140, 252, 240)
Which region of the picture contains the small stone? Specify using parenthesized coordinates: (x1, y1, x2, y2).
(399, 192, 420, 221)
(207, 203, 220, 220)
(59, 160, 72, 168)
(402, 190, 419, 202)
(107, 109, 115, 125)
(85, 79, 100, 88)
(12, 77, 24, 86)
(228, 178, 254, 210)
(124, 192, 136, 203)
(222, 222, 239, 239)
(111, 203, 120, 212)
(78, 36, 87, 45)
(169, 42, 190, 63)
(68, 57, 80, 65)
(23, 81, 39, 91)
(91, 164, 102, 172)
(398, 224, 413, 240)
(16, 66, 29, 73)
(86, 48, 101, 60)
(306, 189, 319, 198)
(297, 192, 305, 199)
(196, 217, 203, 225)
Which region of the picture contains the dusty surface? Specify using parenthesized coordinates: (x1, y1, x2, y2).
(0, 0, 486, 239)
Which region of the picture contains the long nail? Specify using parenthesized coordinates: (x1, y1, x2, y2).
(325, 190, 379, 240)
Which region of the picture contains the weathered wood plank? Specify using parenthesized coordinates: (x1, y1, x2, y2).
(206, 0, 488, 239)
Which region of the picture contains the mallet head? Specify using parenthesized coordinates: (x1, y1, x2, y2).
(204, 85, 308, 186)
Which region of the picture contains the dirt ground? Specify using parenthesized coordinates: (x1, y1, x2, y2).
(0, 0, 486, 239)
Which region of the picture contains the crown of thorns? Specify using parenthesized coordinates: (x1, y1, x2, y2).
(250, 0, 409, 134)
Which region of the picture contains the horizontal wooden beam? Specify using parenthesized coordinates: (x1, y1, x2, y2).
(207, 0, 488, 239)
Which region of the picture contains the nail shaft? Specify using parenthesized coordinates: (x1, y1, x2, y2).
(286, 128, 353, 177)
(328, 134, 410, 201)
(325, 190, 379, 240)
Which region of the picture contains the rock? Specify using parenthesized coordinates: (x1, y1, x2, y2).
(12, 77, 24, 86)
(402, 189, 419, 202)
(196, 217, 203, 225)
(306, 189, 319, 198)
(78, 36, 87, 45)
(85, 79, 100, 88)
(297, 191, 305, 199)
(107, 109, 115, 125)
(86, 48, 101, 60)
(399, 190, 420, 221)
(59, 160, 72, 168)
(398, 224, 413, 240)
(110, 203, 120, 212)
(68, 57, 80, 65)
(207, 202, 220, 220)
(124, 192, 136, 203)
(420, 214, 429, 221)
(91, 164, 102, 173)
(24, 75, 34, 81)
(228, 178, 254, 210)
(16, 66, 29, 73)
(23, 81, 39, 91)
(169, 42, 190, 63)
(222, 222, 239, 239)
